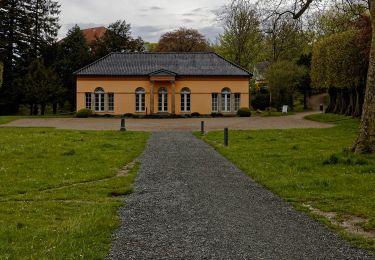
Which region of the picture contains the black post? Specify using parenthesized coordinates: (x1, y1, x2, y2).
(120, 116, 126, 131)
(224, 128, 228, 146)
(201, 121, 204, 134)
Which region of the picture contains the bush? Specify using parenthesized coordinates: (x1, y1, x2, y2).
(191, 112, 201, 118)
(76, 108, 92, 118)
(211, 112, 224, 118)
(123, 113, 133, 118)
(265, 107, 278, 112)
(237, 107, 252, 117)
(251, 93, 270, 110)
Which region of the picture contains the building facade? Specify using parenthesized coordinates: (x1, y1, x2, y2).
(75, 52, 251, 115)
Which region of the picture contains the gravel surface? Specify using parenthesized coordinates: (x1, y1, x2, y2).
(109, 132, 372, 260)
(2, 112, 332, 131)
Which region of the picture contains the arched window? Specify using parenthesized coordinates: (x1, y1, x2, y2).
(135, 87, 145, 112)
(221, 88, 231, 112)
(158, 87, 168, 112)
(95, 87, 105, 112)
(180, 87, 191, 112)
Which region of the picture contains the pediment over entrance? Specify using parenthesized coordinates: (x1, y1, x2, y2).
(149, 69, 176, 81)
(149, 69, 177, 76)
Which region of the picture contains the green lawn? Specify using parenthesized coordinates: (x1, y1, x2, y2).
(198, 113, 375, 250)
(0, 115, 73, 125)
(0, 128, 149, 259)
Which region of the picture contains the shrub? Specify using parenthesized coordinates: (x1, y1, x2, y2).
(76, 108, 92, 118)
(191, 112, 201, 118)
(251, 93, 270, 110)
(237, 107, 252, 117)
(265, 107, 278, 112)
(123, 113, 133, 118)
(211, 112, 224, 118)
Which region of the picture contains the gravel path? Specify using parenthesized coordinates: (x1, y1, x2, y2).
(109, 132, 372, 259)
(2, 112, 332, 131)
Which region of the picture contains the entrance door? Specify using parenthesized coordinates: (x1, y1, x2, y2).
(158, 88, 168, 112)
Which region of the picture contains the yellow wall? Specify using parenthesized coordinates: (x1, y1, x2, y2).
(76, 76, 250, 115)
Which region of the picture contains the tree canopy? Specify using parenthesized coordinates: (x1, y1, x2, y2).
(155, 27, 211, 52)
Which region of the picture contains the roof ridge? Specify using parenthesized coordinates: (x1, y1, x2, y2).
(213, 52, 253, 76)
(112, 51, 215, 55)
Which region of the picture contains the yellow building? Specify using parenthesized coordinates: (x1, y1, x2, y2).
(75, 52, 251, 116)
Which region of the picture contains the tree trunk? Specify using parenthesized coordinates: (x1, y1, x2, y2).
(326, 88, 336, 113)
(29, 104, 33, 116)
(353, 85, 363, 117)
(345, 88, 354, 116)
(303, 90, 308, 109)
(352, 8, 375, 153)
(340, 88, 348, 115)
(41, 103, 46, 116)
(33, 104, 38, 115)
(333, 88, 342, 114)
(52, 103, 57, 114)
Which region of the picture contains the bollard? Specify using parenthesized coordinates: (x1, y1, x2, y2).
(120, 117, 126, 131)
(224, 128, 228, 146)
(201, 121, 205, 134)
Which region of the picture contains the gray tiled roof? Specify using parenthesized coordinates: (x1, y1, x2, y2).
(74, 52, 251, 76)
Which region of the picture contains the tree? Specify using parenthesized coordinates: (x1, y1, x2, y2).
(0, 62, 3, 87)
(266, 60, 307, 109)
(23, 59, 64, 115)
(311, 13, 370, 117)
(296, 53, 312, 109)
(0, 0, 60, 115)
(156, 27, 211, 52)
(24, 0, 60, 61)
(260, 0, 375, 153)
(91, 20, 144, 59)
(264, 16, 309, 62)
(56, 25, 91, 111)
(0, 0, 30, 113)
(216, 0, 264, 69)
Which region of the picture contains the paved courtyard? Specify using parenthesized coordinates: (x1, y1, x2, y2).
(2, 112, 332, 131)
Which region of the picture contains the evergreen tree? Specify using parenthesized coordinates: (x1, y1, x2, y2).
(56, 25, 91, 110)
(24, 0, 60, 61)
(23, 58, 64, 115)
(91, 20, 144, 59)
(0, 0, 30, 113)
(0, 0, 60, 114)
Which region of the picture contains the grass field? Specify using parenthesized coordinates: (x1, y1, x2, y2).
(198, 113, 375, 250)
(0, 115, 73, 125)
(0, 128, 149, 259)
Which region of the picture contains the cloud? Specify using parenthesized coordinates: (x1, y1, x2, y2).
(182, 13, 195, 17)
(181, 18, 194, 23)
(191, 8, 204, 12)
(140, 6, 163, 12)
(132, 25, 167, 42)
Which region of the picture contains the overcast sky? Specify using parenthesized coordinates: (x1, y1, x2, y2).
(58, 0, 231, 42)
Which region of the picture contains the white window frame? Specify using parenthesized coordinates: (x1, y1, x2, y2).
(180, 88, 191, 112)
(135, 88, 146, 112)
(234, 93, 241, 111)
(221, 88, 231, 112)
(108, 93, 114, 112)
(212, 93, 218, 112)
(158, 88, 168, 112)
(94, 87, 105, 112)
(85, 93, 91, 109)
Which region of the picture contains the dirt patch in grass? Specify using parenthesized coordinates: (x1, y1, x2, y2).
(303, 204, 375, 240)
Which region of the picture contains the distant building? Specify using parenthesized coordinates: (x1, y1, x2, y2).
(253, 61, 270, 91)
(75, 52, 251, 115)
(81, 27, 107, 44)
